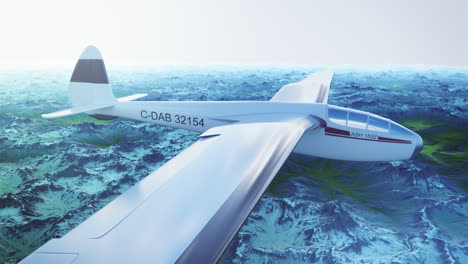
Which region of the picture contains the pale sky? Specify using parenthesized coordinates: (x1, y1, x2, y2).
(0, 0, 467, 67)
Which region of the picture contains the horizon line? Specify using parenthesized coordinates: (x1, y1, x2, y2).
(0, 63, 468, 72)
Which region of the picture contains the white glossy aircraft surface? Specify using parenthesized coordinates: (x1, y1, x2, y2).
(21, 46, 423, 264)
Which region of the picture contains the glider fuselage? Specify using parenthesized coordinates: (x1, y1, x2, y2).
(92, 100, 422, 161)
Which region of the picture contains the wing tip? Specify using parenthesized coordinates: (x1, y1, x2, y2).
(304, 70, 334, 80)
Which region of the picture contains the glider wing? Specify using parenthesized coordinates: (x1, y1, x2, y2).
(21, 116, 321, 264)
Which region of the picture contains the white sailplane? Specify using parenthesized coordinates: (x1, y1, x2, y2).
(21, 46, 423, 264)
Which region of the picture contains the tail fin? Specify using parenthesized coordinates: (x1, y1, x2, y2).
(69, 46, 116, 107)
(42, 46, 146, 119)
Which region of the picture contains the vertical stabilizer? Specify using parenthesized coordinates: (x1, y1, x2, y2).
(68, 46, 117, 107)
(42, 46, 146, 120)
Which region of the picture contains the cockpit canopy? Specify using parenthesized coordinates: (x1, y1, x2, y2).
(327, 105, 413, 136)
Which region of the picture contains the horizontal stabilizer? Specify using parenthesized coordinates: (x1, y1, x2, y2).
(41, 104, 115, 119)
(42, 94, 147, 119)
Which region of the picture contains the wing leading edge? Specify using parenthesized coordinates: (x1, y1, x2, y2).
(21, 116, 321, 264)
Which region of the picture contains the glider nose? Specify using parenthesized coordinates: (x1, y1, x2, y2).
(412, 133, 423, 157)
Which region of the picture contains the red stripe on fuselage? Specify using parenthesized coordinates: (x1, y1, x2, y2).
(378, 136, 412, 144)
(325, 127, 412, 144)
(325, 127, 350, 136)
